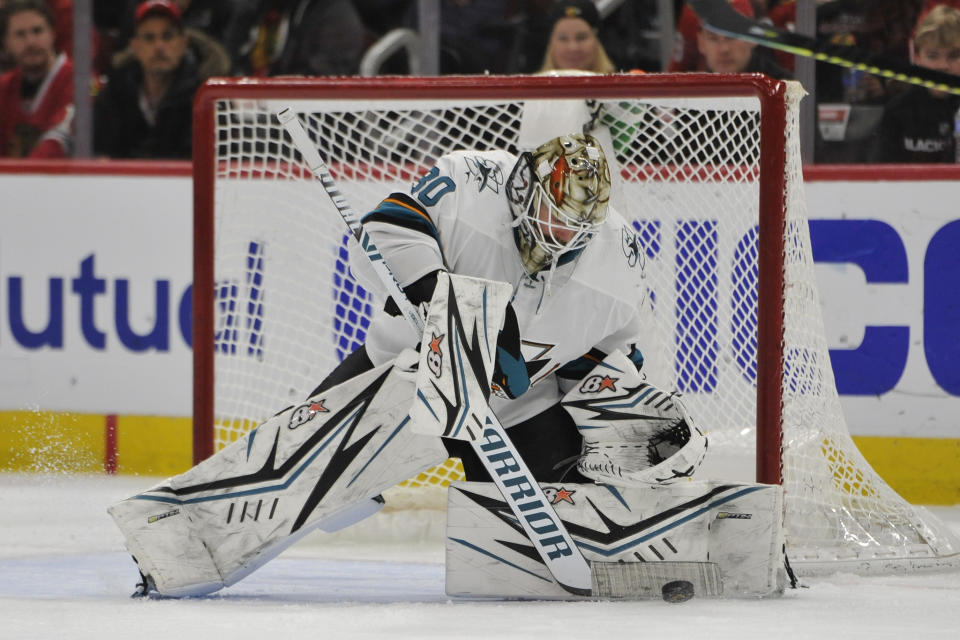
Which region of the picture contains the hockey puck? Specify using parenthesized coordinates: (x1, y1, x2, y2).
(661, 580, 695, 603)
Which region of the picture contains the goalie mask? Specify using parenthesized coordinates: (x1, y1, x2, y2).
(506, 133, 611, 275)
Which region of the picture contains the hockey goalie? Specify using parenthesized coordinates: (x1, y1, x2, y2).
(109, 131, 788, 600)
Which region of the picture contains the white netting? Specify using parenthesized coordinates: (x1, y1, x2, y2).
(198, 76, 959, 575)
(776, 84, 959, 573)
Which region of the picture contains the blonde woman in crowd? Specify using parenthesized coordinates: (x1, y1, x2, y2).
(539, 0, 615, 74)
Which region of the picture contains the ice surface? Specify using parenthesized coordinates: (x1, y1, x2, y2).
(1, 473, 958, 640)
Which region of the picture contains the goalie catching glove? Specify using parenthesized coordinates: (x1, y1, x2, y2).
(561, 350, 707, 486)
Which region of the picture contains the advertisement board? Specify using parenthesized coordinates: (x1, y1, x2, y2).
(0, 164, 958, 489)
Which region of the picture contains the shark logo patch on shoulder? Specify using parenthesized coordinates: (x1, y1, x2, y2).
(465, 156, 504, 194)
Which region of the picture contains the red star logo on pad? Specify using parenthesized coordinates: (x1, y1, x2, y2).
(552, 487, 575, 505)
(598, 376, 618, 392)
(308, 400, 328, 415)
(429, 332, 444, 354)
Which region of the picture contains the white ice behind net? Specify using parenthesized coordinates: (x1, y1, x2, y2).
(207, 81, 958, 574)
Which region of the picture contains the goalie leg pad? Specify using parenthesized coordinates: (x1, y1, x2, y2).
(109, 356, 447, 597)
(561, 349, 707, 486)
(445, 480, 786, 599)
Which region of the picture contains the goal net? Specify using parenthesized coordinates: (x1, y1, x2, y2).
(192, 74, 959, 575)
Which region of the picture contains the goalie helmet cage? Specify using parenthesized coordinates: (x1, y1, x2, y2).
(192, 74, 959, 576)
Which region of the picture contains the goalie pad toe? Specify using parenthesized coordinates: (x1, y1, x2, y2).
(108, 493, 224, 597)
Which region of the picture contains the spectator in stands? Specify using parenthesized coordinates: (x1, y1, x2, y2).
(111, 0, 232, 80)
(93, 0, 202, 158)
(538, 0, 615, 74)
(110, 0, 257, 76)
(0, 0, 74, 157)
(876, 4, 960, 163)
(0, 2, 104, 74)
(696, 0, 791, 79)
(233, 0, 365, 77)
(669, 0, 795, 74)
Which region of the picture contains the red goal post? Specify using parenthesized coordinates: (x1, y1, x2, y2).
(191, 73, 959, 575)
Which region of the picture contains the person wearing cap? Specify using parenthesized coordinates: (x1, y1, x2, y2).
(538, 0, 616, 74)
(93, 0, 202, 158)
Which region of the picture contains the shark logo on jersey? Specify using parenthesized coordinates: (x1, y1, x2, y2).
(520, 339, 560, 386)
(427, 332, 445, 378)
(622, 227, 642, 268)
(465, 156, 504, 194)
(288, 400, 329, 430)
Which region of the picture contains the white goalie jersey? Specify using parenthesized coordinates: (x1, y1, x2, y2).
(360, 148, 649, 427)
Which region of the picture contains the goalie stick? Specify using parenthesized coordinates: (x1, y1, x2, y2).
(687, 0, 960, 96)
(276, 108, 593, 596)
